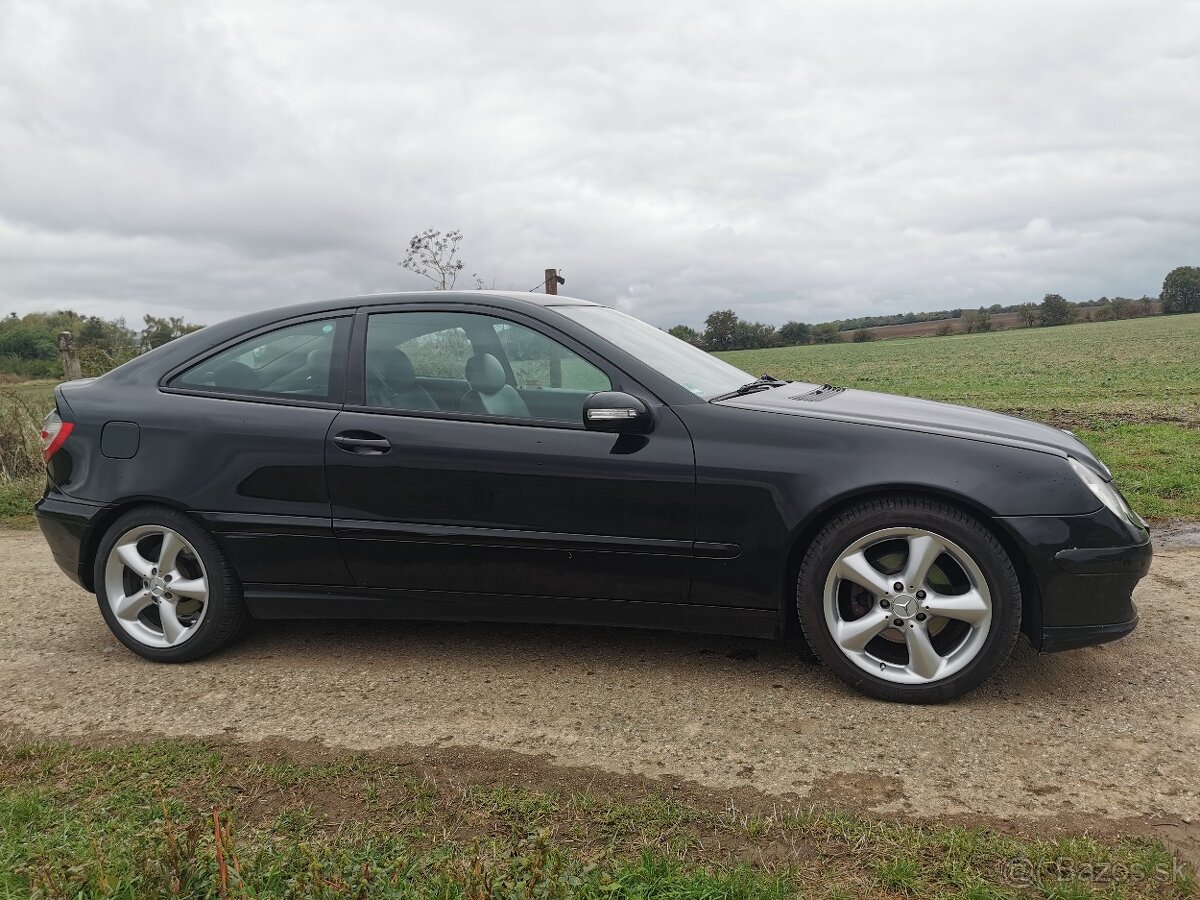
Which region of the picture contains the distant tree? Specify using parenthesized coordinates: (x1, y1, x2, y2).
(731, 320, 779, 349)
(1109, 297, 1136, 319)
(1092, 304, 1116, 322)
(668, 324, 701, 345)
(142, 314, 202, 350)
(401, 228, 466, 290)
(0, 324, 56, 359)
(1037, 294, 1076, 327)
(935, 322, 954, 336)
(779, 321, 812, 346)
(79, 315, 136, 352)
(1161, 266, 1200, 314)
(974, 307, 992, 332)
(811, 322, 842, 344)
(1016, 303, 1039, 327)
(851, 327, 875, 343)
(701, 310, 739, 351)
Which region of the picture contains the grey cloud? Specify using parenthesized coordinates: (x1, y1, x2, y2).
(1, 0, 1197, 330)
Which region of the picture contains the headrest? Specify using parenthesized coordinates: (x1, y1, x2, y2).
(306, 347, 331, 372)
(464, 353, 507, 394)
(214, 360, 259, 390)
(379, 349, 417, 384)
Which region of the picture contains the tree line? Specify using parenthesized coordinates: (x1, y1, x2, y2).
(0, 311, 201, 379)
(670, 266, 1198, 351)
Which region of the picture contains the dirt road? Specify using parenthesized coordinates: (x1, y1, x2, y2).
(1, 528, 1197, 855)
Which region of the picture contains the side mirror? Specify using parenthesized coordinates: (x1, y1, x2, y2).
(582, 391, 654, 434)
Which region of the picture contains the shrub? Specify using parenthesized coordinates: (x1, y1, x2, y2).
(811, 323, 842, 344)
(0, 388, 44, 482)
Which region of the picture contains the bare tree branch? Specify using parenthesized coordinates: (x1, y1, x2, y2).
(400, 228, 467, 290)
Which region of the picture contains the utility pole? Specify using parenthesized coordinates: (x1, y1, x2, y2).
(544, 269, 562, 385)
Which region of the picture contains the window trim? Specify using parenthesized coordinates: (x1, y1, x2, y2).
(159, 312, 353, 409)
(345, 303, 647, 429)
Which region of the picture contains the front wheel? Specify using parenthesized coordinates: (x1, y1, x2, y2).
(797, 497, 1022, 703)
(94, 506, 248, 662)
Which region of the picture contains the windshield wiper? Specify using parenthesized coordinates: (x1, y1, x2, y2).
(710, 374, 790, 402)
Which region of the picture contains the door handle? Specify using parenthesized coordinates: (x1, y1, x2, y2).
(333, 432, 391, 454)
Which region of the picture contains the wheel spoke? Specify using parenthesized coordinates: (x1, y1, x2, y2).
(835, 607, 892, 652)
(157, 531, 185, 572)
(159, 603, 186, 644)
(113, 589, 153, 621)
(168, 577, 207, 601)
(902, 534, 945, 590)
(904, 623, 944, 680)
(922, 589, 990, 625)
(116, 542, 154, 578)
(835, 551, 891, 597)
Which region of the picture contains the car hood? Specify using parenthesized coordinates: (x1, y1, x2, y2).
(721, 382, 1111, 477)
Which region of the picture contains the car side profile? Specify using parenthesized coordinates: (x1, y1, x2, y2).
(34, 291, 1152, 702)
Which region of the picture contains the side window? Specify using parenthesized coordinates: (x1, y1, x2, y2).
(365, 311, 611, 421)
(399, 326, 473, 378)
(493, 322, 611, 392)
(171, 318, 345, 400)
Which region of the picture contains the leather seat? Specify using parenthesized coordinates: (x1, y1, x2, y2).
(213, 360, 260, 391)
(374, 350, 438, 410)
(461, 353, 531, 418)
(305, 347, 331, 393)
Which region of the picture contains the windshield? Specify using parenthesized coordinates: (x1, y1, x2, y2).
(554, 306, 753, 399)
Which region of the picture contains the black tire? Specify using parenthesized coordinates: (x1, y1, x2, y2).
(797, 496, 1022, 703)
(94, 505, 249, 662)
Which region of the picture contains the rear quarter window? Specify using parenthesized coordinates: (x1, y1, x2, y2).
(170, 318, 346, 400)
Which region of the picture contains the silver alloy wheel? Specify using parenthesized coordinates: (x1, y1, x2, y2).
(823, 527, 993, 685)
(104, 525, 209, 648)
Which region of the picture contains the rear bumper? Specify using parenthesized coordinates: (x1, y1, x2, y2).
(996, 508, 1152, 652)
(34, 491, 105, 589)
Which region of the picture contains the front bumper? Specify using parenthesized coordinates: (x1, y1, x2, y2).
(996, 508, 1152, 652)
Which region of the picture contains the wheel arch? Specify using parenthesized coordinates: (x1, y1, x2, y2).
(780, 485, 1040, 645)
(79, 497, 206, 592)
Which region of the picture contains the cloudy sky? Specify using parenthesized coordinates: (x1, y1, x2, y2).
(1, 0, 1198, 330)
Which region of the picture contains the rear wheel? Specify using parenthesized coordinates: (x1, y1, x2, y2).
(797, 496, 1021, 702)
(94, 506, 248, 662)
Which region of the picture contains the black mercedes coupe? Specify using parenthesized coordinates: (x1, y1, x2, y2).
(34, 291, 1152, 702)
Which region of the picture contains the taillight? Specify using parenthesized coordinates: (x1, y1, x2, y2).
(40, 410, 74, 462)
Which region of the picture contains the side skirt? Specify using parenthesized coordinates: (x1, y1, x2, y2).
(243, 584, 779, 639)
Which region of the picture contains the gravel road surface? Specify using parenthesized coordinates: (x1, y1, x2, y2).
(1, 528, 1196, 857)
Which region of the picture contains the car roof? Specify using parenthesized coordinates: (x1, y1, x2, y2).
(335, 290, 600, 310)
(94, 291, 606, 386)
(235, 290, 601, 327)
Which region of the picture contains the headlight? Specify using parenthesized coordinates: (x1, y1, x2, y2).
(1067, 456, 1140, 526)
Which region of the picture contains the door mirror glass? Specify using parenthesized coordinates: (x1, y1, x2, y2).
(582, 392, 653, 433)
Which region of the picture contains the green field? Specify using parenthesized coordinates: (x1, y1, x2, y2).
(1, 739, 1191, 899)
(719, 314, 1200, 520)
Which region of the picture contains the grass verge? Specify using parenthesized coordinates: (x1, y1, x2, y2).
(0, 739, 1192, 899)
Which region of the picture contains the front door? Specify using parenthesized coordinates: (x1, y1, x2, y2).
(325, 306, 697, 604)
